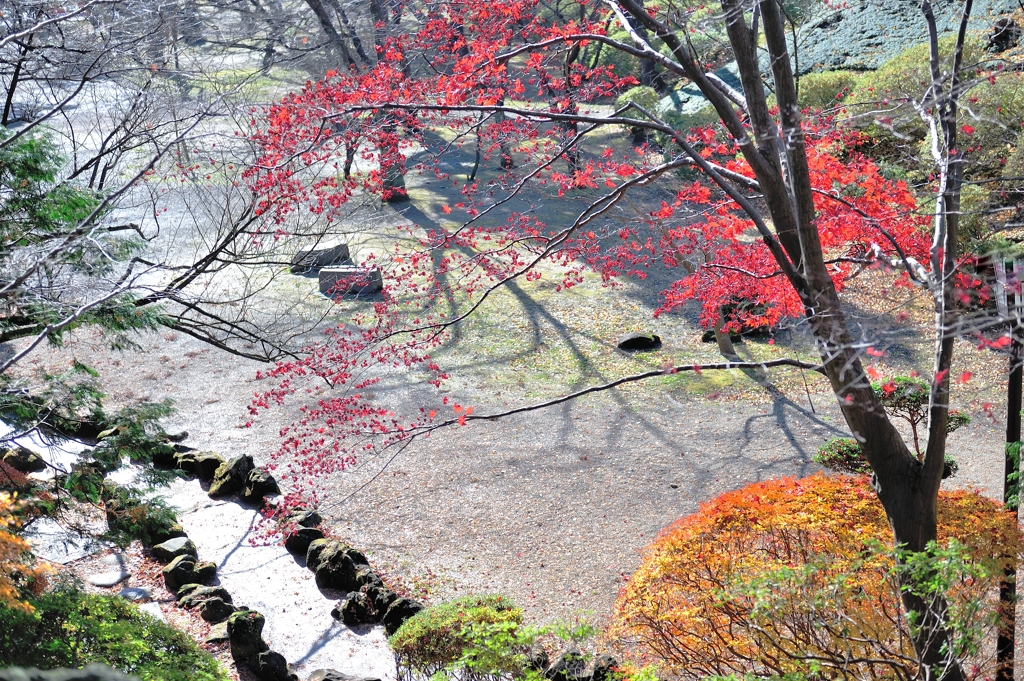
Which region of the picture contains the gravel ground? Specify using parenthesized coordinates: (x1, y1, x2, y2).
(22, 327, 1007, 631)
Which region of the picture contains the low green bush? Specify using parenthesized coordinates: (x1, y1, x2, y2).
(391, 594, 524, 679)
(813, 438, 869, 474)
(795, 70, 862, 111)
(0, 586, 228, 681)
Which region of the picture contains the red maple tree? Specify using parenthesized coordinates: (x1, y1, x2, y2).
(247, 0, 996, 674)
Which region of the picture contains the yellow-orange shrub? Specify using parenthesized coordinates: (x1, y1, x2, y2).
(611, 474, 1022, 680)
(0, 493, 49, 612)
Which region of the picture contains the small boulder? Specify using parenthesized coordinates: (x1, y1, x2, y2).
(163, 556, 216, 592)
(306, 672, 382, 681)
(205, 622, 230, 644)
(177, 584, 233, 608)
(290, 509, 322, 528)
(192, 452, 226, 481)
(118, 587, 152, 602)
(0, 663, 141, 681)
(527, 646, 550, 672)
(200, 597, 237, 623)
(87, 571, 130, 588)
(3, 446, 46, 473)
(364, 586, 398, 614)
(241, 468, 280, 504)
(151, 536, 197, 562)
(285, 527, 324, 556)
(255, 651, 292, 681)
(546, 650, 589, 681)
(307, 540, 369, 592)
(354, 566, 383, 590)
(616, 332, 661, 351)
(591, 655, 618, 681)
(208, 455, 255, 498)
(382, 597, 424, 636)
(227, 609, 269, 667)
(149, 522, 187, 546)
(331, 591, 375, 625)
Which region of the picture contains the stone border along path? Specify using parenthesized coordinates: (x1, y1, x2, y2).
(157, 453, 400, 681)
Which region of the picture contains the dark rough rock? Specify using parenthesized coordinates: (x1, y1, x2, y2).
(616, 332, 661, 351)
(306, 540, 369, 592)
(284, 527, 324, 556)
(364, 586, 398, 614)
(546, 650, 589, 681)
(331, 591, 375, 625)
(0, 665, 140, 681)
(306, 672, 381, 681)
(227, 609, 269, 666)
(149, 522, 187, 546)
(191, 452, 226, 481)
(241, 468, 280, 504)
(290, 242, 351, 274)
(205, 621, 230, 644)
(177, 584, 233, 608)
(990, 17, 1021, 51)
(200, 597, 237, 623)
(591, 655, 618, 681)
(354, 566, 383, 590)
(255, 651, 293, 681)
(208, 454, 255, 498)
(151, 536, 197, 562)
(381, 597, 424, 636)
(149, 445, 178, 468)
(527, 647, 550, 671)
(163, 556, 216, 592)
(3, 446, 46, 473)
(290, 509, 322, 528)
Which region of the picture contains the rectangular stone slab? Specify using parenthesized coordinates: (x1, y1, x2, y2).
(319, 266, 383, 296)
(290, 243, 351, 273)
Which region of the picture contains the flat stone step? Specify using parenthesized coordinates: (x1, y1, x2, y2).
(319, 266, 383, 297)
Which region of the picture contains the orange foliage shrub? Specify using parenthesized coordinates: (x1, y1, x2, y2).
(611, 474, 1022, 680)
(0, 493, 49, 612)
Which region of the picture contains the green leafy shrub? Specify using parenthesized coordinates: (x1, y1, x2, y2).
(813, 438, 869, 474)
(615, 86, 660, 114)
(103, 486, 181, 547)
(795, 70, 862, 110)
(390, 594, 525, 679)
(0, 586, 228, 681)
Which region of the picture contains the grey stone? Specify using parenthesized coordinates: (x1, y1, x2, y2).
(616, 332, 661, 351)
(209, 455, 255, 498)
(200, 597, 237, 623)
(255, 650, 292, 681)
(284, 527, 324, 556)
(117, 586, 152, 602)
(0, 663, 141, 681)
(138, 601, 166, 622)
(291, 242, 351, 274)
(87, 570, 130, 587)
(319, 266, 383, 297)
(178, 584, 233, 608)
(241, 468, 280, 504)
(24, 517, 105, 564)
(205, 621, 230, 644)
(306, 672, 381, 681)
(382, 597, 424, 636)
(151, 536, 197, 562)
